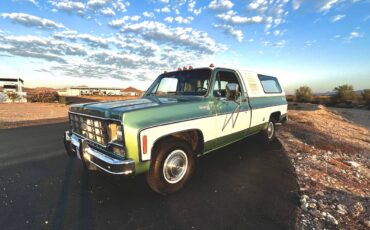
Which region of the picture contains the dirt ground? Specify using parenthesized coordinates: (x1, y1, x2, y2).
(328, 107, 370, 130)
(277, 103, 370, 229)
(0, 103, 68, 129)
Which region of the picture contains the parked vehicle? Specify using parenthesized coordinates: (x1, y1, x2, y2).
(64, 66, 288, 194)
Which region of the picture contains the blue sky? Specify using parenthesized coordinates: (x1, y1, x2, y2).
(0, 0, 369, 93)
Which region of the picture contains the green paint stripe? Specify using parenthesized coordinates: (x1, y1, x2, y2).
(249, 96, 287, 109)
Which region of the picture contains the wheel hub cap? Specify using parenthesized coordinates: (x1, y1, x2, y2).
(163, 150, 188, 184)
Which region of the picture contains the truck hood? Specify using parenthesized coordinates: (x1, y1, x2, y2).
(69, 96, 203, 120)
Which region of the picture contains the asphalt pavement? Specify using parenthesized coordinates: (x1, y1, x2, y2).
(0, 122, 299, 230)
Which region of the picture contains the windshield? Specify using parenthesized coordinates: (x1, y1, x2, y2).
(148, 69, 211, 96)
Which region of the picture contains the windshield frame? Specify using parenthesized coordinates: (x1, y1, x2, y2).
(144, 68, 213, 98)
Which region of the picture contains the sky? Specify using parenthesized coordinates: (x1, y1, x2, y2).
(0, 0, 369, 94)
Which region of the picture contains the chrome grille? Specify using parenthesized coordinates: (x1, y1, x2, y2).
(69, 113, 108, 145)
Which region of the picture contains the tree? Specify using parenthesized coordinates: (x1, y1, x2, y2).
(333, 84, 357, 103)
(362, 89, 370, 107)
(295, 86, 313, 102)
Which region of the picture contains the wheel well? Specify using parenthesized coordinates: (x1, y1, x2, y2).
(152, 130, 204, 156)
(270, 111, 281, 122)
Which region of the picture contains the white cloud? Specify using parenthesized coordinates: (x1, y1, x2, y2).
(164, 17, 173, 23)
(213, 24, 243, 42)
(292, 0, 304, 10)
(348, 31, 362, 40)
(248, 0, 268, 11)
(87, 0, 111, 9)
(108, 15, 141, 27)
(174, 16, 194, 24)
(331, 14, 345, 22)
(0, 34, 86, 63)
(50, 1, 85, 14)
(120, 21, 227, 54)
(143, 11, 155, 18)
(319, 0, 339, 12)
(101, 7, 115, 16)
(217, 11, 264, 25)
(1, 13, 65, 30)
(209, 0, 234, 10)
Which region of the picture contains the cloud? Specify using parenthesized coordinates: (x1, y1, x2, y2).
(208, 0, 234, 10)
(50, 1, 85, 14)
(101, 7, 115, 16)
(331, 14, 345, 22)
(87, 0, 112, 9)
(155, 7, 171, 13)
(217, 10, 264, 25)
(143, 11, 155, 18)
(1, 13, 65, 30)
(109, 15, 141, 27)
(165, 16, 194, 24)
(213, 24, 243, 42)
(347, 31, 362, 40)
(319, 0, 339, 12)
(0, 34, 86, 63)
(120, 21, 227, 54)
(54, 30, 109, 48)
(292, 0, 304, 10)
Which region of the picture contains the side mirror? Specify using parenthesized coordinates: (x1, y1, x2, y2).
(226, 83, 239, 101)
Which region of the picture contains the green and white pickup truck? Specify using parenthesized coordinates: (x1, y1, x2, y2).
(64, 66, 288, 194)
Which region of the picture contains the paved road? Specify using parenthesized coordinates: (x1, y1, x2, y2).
(0, 123, 299, 230)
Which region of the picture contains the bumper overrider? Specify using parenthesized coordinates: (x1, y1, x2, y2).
(64, 131, 135, 175)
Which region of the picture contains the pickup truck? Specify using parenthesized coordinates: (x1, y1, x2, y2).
(64, 66, 288, 194)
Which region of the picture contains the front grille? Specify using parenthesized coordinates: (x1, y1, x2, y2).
(69, 113, 108, 146)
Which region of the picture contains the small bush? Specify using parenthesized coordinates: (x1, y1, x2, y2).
(361, 89, 370, 108)
(295, 86, 313, 102)
(28, 91, 58, 103)
(6, 92, 20, 102)
(333, 84, 357, 103)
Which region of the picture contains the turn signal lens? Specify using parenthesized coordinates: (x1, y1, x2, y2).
(143, 135, 147, 154)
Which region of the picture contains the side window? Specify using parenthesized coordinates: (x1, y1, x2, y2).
(258, 75, 282, 94)
(154, 77, 178, 95)
(213, 71, 241, 97)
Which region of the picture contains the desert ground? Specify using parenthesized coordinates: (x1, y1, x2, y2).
(328, 107, 370, 130)
(278, 103, 370, 229)
(0, 103, 68, 129)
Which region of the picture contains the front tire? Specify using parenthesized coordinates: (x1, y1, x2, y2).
(146, 138, 195, 195)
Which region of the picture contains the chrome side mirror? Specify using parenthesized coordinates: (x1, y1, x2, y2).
(226, 83, 239, 101)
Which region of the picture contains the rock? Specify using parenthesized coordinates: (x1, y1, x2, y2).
(346, 161, 360, 168)
(300, 195, 309, 211)
(362, 220, 370, 228)
(351, 202, 364, 217)
(315, 191, 324, 197)
(308, 202, 317, 209)
(337, 204, 347, 215)
(325, 212, 338, 225)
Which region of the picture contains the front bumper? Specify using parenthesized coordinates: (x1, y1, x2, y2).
(64, 131, 135, 175)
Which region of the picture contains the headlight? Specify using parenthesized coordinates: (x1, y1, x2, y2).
(108, 123, 123, 142)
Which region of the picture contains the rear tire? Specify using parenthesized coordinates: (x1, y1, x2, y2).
(146, 138, 195, 195)
(260, 118, 276, 143)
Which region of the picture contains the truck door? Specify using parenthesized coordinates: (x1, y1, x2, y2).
(212, 70, 251, 146)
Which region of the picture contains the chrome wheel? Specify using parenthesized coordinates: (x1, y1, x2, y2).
(163, 149, 188, 184)
(267, 121, 275, 139)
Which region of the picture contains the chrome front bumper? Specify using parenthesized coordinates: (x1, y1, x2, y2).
(64, 131, 135, 175)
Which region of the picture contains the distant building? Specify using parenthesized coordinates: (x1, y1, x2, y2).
(58, 87, 122, 96)
(121, 87, 143, 96)
(0, 78, 27, 102)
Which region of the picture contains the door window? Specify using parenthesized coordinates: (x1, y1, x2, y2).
(213, 71, 241, 97)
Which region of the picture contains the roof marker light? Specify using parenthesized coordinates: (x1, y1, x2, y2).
(183, 66, 188, 70)
(177, 67, 182, 71)
(209, 63, 215, 67)
(188, 66, 193, 70)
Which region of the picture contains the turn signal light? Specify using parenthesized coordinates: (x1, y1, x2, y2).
(143, 135, 147, 154)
